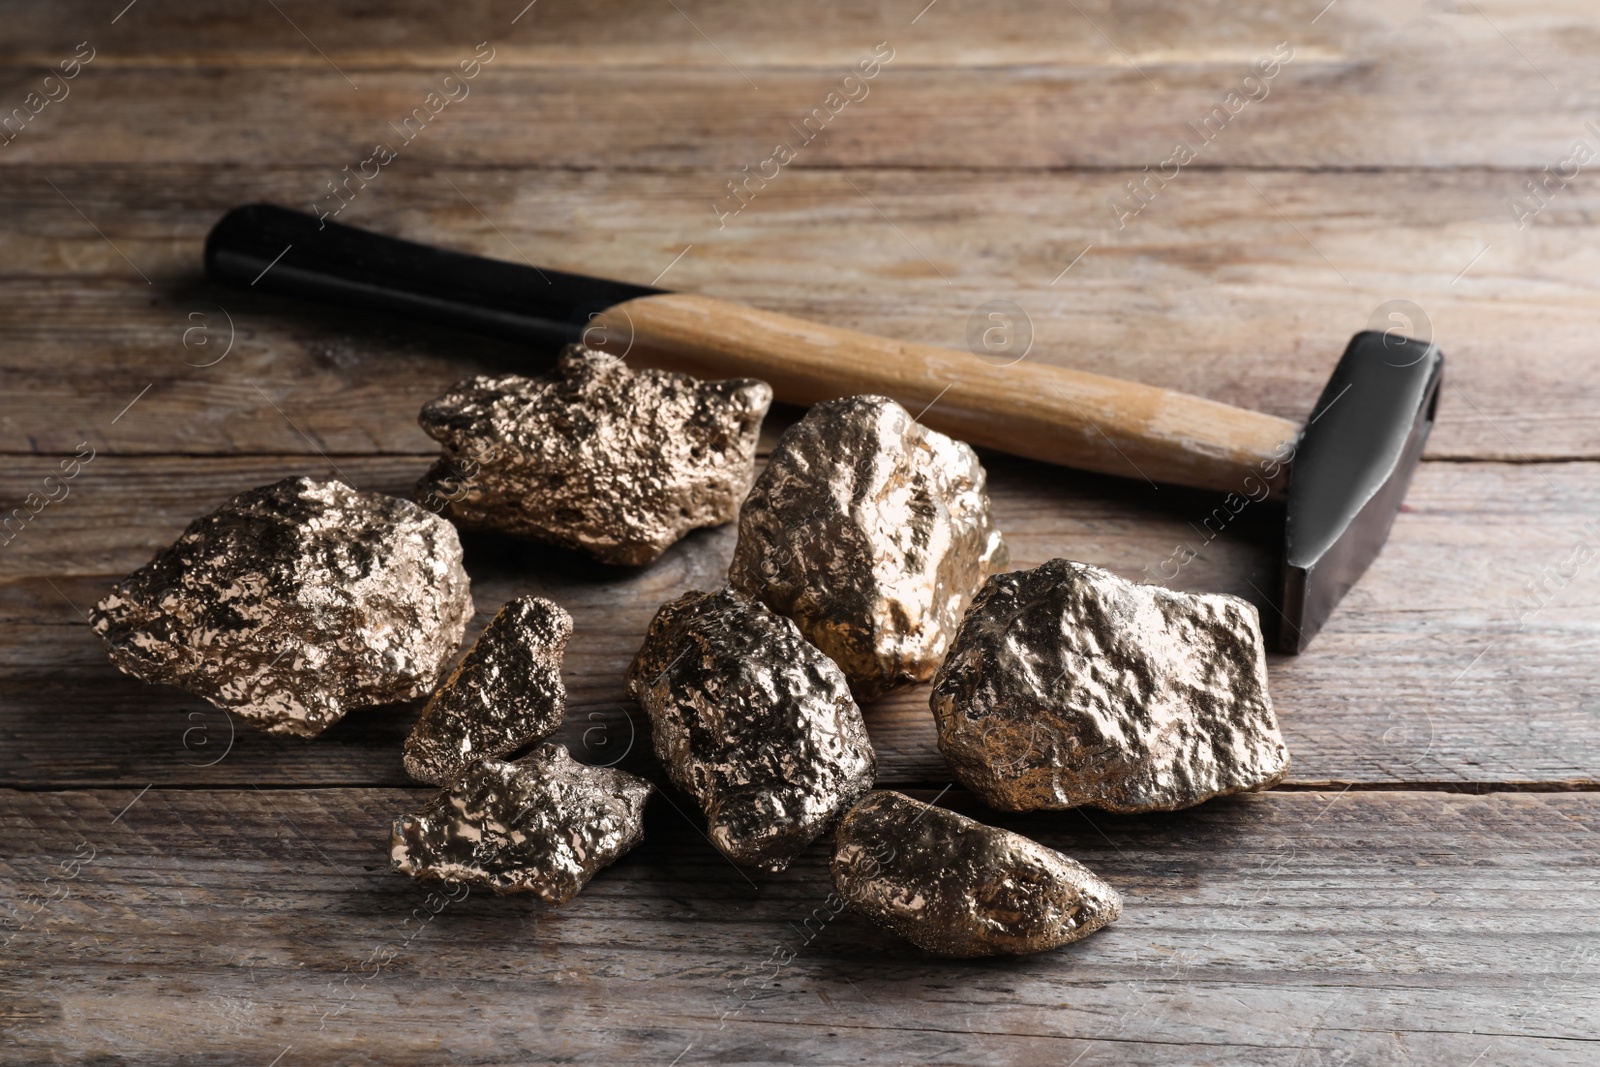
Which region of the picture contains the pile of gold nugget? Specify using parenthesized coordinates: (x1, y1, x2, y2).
(92, 345, 1290, 958)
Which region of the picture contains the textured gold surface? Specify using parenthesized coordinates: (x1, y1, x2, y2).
(626, 588, 876, 872)
(728, 395, 1006, 701)
(932, 559, 1290, 813)
(416, 345, 772, 565)
(403, 596, 572, 786)
(89, 477, 473, 738)
(831, 790, 1121, 957)
(390, 743, 653, 904)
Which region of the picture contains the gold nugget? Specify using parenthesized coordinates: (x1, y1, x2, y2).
(391, 744, 653, 904)
(91, 477, 473, 738)
(627, 588, 876, 872)
(403, 596, 572, 786)
(933, 559, 1290, 813)
(729, 395, 1005, 701)
(831, 791, 1121, 957)
(416, 345, 771, 565)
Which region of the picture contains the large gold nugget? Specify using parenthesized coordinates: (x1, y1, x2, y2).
(403, 596, 572, 786)
(626, 588, 876, 872)
(90, 477, 473, 738)
(728, 395, 1006, 701)
(932, 559, 1290, 813)
(831, 791, 1121, 957)
(391, 744, 653, 904)
(416, 345, 772, 565)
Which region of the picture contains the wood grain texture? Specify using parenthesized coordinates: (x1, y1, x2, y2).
(4, 454, 1597, 790)
(2, 166, 1597, 461)
(598, 292, 1299, 495)
(2, 0, 1589, 73)
(3, 787, 1597, 1066)
(0, 0, 1594, 170)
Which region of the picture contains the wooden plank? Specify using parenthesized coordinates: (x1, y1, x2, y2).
(4, 454, 1597, 789)
(2, 166, 1595, 460)
(0, 1, 1594, 169)
(3, 787, 1596, 1065)
(4, 0, 1586, 71)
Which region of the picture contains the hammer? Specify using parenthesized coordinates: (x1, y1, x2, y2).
(205, 204, 1443, 654)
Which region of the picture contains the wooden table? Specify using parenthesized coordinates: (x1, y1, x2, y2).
(4, 2, 1597, 1063)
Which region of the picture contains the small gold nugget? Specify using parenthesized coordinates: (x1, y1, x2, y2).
(403, 596, 573, 786)
(831, 791, 1121, 957)
(391, 744, 653, 904)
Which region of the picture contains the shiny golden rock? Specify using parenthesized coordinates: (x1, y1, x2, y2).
(626, 588, 876, 872)
(390, 743, 653, 903)
(831, 790, 1121, 957)
(90, 477, 473, 738)
(728, 395, 1006, 701)
(403, 596, 572, 785)
(416, 344, 772, 565)
(932, 559, 1290, 813)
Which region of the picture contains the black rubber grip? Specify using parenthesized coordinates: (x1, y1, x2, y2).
(203, 204, 664, 352)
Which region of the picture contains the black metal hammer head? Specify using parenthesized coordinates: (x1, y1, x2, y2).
(1278, 330, 1444, 653)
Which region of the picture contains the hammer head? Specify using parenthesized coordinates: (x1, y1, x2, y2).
(1278, 330, 1444, 653)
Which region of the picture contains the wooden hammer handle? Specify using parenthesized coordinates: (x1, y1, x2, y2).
(595, 293, 1298, 497)
(203, 205, 1298, 496)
